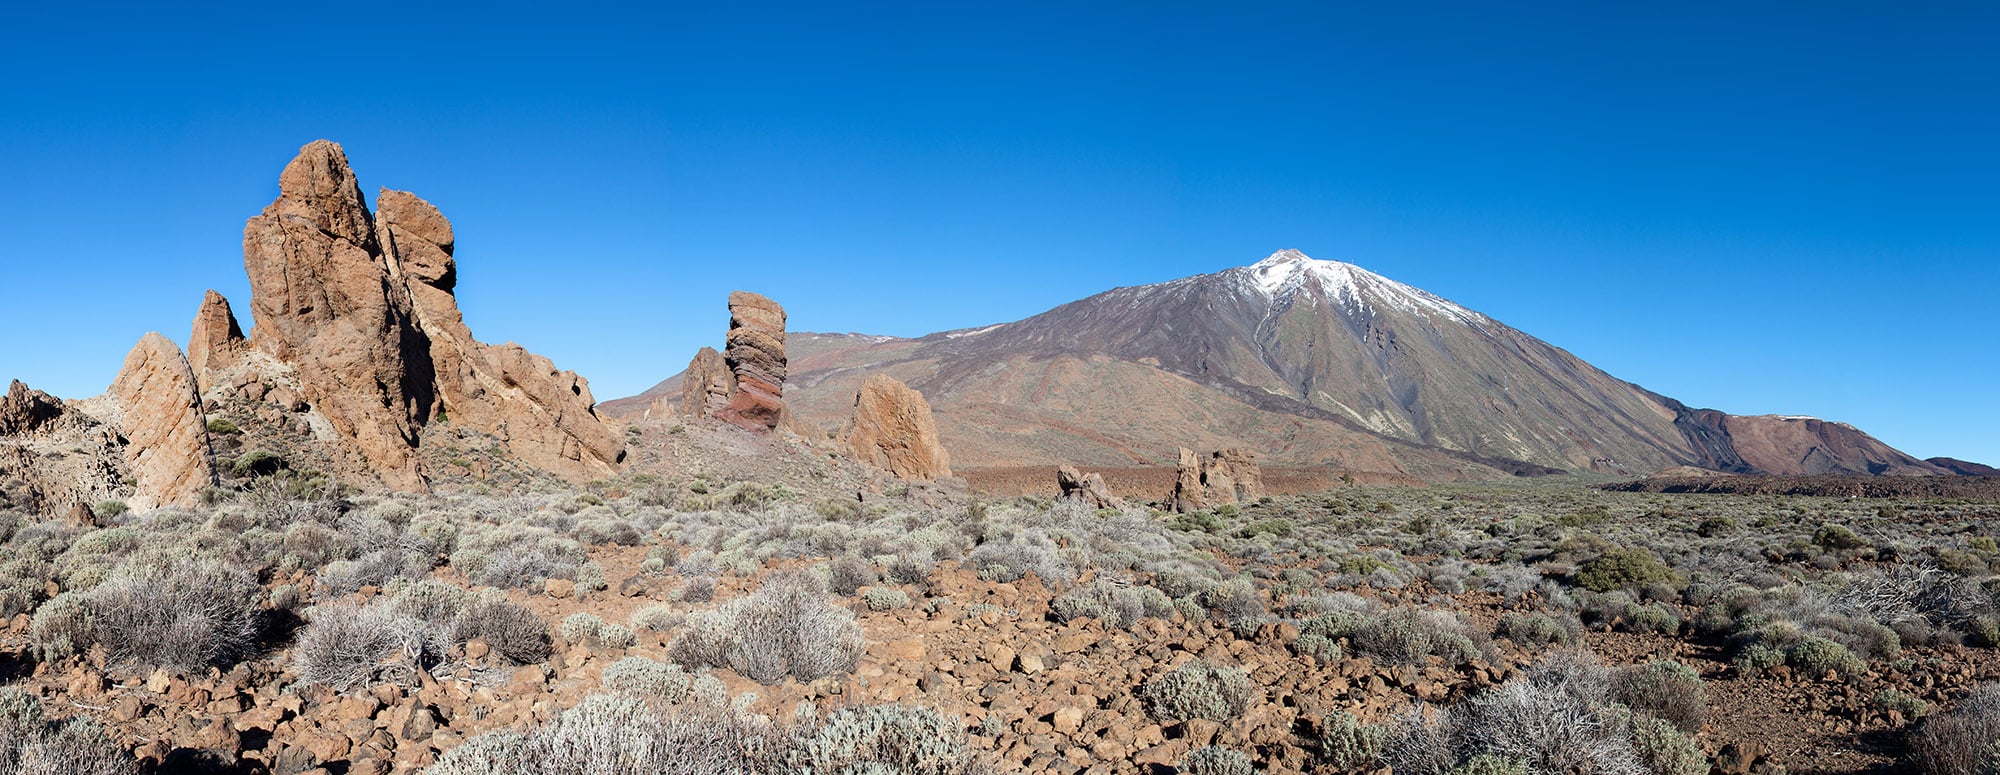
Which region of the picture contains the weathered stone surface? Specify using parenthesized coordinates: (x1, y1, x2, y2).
(1057, 464, 1123, 509)
(675, 346, 732, 420)
(243, 140, 431, 489)
(0, 381, 65, 437)
(715, 291, 787, 431)
(237, 142, 621, 488)
(109, 333, 216, 511)
(1171, 447, 1261, 513)
(845, 374, 951, 481)
(187, 290, 247, 391)
(377, 189, 624, 482)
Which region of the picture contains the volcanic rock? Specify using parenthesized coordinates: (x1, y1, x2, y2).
(676, 347, 733, 420)
(715, 291, 787, 431)
(1056, 464, 1123, 509)
(187, 290, 247, 391)
(109, 333, 216, 511)
(845, 374, 951, 481)
(376, 188, 624, 481)
(0, 381, 66, 437)
(1171, 447, 1261, 513)
(243, 140, 431, 489)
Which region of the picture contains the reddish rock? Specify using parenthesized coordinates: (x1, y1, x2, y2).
(243, 140, 430, 489)
(109, 333, 216, 511)
(1171, 447, 1261, 512)
(0, 381, 66, 437)
(1057, 464, 1123, 509)
(846, 374, 952, 481)
(377, 189, 623, 481)
(675, 346, 733, 420)
(187, 289, 247, 391)
(715, 291, 788, 431)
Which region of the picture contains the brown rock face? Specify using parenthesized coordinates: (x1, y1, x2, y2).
(376, 189, 624, 482)
(1171, 447, 1262, 512)
(845, 374, 951, 481)
(238, 142, 622, 488)
(1057, 464, 1123, 509)
(676, 347, 733, 420)
(716, 291, 788, 431)
(186, 290, 247, 391)
(0, 381, 66, 437)
(243, 140, 432, 489)
(109, 333, 216, 511)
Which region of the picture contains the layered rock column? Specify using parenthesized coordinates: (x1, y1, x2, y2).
(715, 291, 788, 431)
(845, 374, 951, 481)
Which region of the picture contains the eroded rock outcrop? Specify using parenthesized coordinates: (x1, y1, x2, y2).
(236, 141, 622, 488)
(716, 291, 788, 431)
(377, 188, 624, 482)
(676, 347, 733, 420)
(845, 374, 951, 481)
(187, 290, 247, 391)
(1057, 464, 1123, 509)
(109, 333, 216, 511)
(1171, 447, 1262, 512)
(0, 381, 66, 437)
(243, 140, 432, 489)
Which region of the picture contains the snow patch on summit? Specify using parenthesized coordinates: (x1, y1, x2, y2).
(1240, 249, 1483, 324)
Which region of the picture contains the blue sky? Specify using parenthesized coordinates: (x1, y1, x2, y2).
(2, 2, 1995, 464)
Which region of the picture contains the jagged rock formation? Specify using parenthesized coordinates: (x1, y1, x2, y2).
(0, 381, 65, 437)
(716, 291, 788, 431)
(108, 334, 216, 511)
(187, 290, 247, 392)
(674, 347, 733, 420)
(845, 374, 951, 481)
(235, 140, 622, 487)
(1056, 464, 1123, 509)
(242, 140, 433, 488)
(375, 188, 624, 482)
(1171, 447, 1261, 513)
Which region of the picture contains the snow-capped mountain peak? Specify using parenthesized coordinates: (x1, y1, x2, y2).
(1240, 249, 1481, 324)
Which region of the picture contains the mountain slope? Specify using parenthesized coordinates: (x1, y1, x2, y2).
(609, 250, 1945, 479)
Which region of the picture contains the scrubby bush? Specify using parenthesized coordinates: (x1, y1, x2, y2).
(791, 704, 983, 774)
(1318, 711, 1388, 768)
(561, 613, 635, 649)
(862, 587, 911, 611)
(0, 688, 136, 775)
(1143, 659, 1253, 722)
(1352, 607, 1482, 665)
(1497, 612, 1580, 648)
(828, 555, 876, 596)
(667, 571, 864, 684)
(600, 657, 694, 700)
(293, 601, 425, 690)
(1575, 547, 1679, 593)
(1383, 650, 1702, 775)
(1788, 635, 1863, 676)
(1200, 577, 1268, 636)
(452, 591, 552, 665)
(1910, 684, 2000, 775)
(1613, 660, 1705, 734)
(34, 556, 262, 671)
(1182, 745, 1254, 775)
(1050, 578, 1174, 629)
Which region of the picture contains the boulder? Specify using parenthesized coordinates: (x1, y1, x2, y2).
(187, 290, 247, 391)
(1057, 464, 1123, 509)
(109, 333, 216, 511)
(715, 291, 788, 431)
(845, 374, 951, 481)
(1171, 447, 1261, 513)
